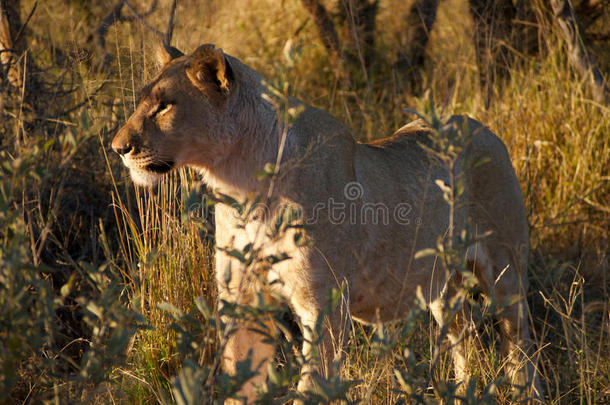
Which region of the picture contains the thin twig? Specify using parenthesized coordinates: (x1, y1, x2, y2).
(55, 79, 108, 116)
(92, 0, 161, 71)
(92, 1, 126, 71)
(14, 1, 38, 44)
(575, 0, 607, 31)
(123, 0, 165, 39)
(300, 0, 342, 68)
(165, 0, 178, 46)
(119, 0, 159, 22)
(550, 0, 608, 103)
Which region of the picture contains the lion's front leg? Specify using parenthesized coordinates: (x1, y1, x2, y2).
(216, 254, 276, 404)
(221, 312, 275, 404)
(291, 286, 351, 400)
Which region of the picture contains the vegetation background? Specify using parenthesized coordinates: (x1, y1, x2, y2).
(0, 0, 608, 403)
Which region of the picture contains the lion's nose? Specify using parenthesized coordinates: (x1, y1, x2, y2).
(111, 127, 134, 155)
(112, 142, 133, 156)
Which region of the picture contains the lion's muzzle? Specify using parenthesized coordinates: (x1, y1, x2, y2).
(111, 126, 134, 156)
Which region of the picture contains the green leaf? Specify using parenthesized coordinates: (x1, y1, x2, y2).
(255, 162, 276, 180)
(223, 263, 232, 285)
(172, 360, 206, 405)
(194, 297, 212, 319)
(157, 302, 184, 319)
(414, 248, 438, 260)
(60, 273, 76, 298)
(225, 249, 248, 264)
(293, 231, 306, 246)
(266, 253, 290, 264)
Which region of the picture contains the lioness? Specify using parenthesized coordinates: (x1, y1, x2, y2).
(112, 44, 542, 402)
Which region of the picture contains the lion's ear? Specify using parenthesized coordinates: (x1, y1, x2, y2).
(155, 43, 184, 68)
(186, 44, 232, 95)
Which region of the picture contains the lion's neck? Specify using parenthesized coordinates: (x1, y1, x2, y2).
(200, 78, 285, 197)
(200, 62, 357, 201)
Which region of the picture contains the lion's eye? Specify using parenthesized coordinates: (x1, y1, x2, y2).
(152, 101, 173, 118)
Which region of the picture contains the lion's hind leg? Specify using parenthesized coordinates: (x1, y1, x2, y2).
(428, 243, 512, 398)
(485, 244, 543, 403)
(429, 297, 472, 394)
(493, 265, 543, 402)
(465, 242, 543, 401)
(426, 243, 494, 394)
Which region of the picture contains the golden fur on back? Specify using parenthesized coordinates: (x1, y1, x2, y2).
(112, 44, 542, 403)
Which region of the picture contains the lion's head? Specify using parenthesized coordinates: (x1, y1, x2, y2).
(111, 44, 237, 186)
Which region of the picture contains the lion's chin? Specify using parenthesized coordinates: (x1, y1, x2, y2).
(128, 168, 162, 187)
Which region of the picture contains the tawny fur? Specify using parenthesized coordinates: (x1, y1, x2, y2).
(112, 44, 542, 403)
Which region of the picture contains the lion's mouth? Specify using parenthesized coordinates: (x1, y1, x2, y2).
(118, 153, 176, 186)
(145, 161, 174, 173)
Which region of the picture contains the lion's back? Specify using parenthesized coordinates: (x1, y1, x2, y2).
(361, 114, 529, 270)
